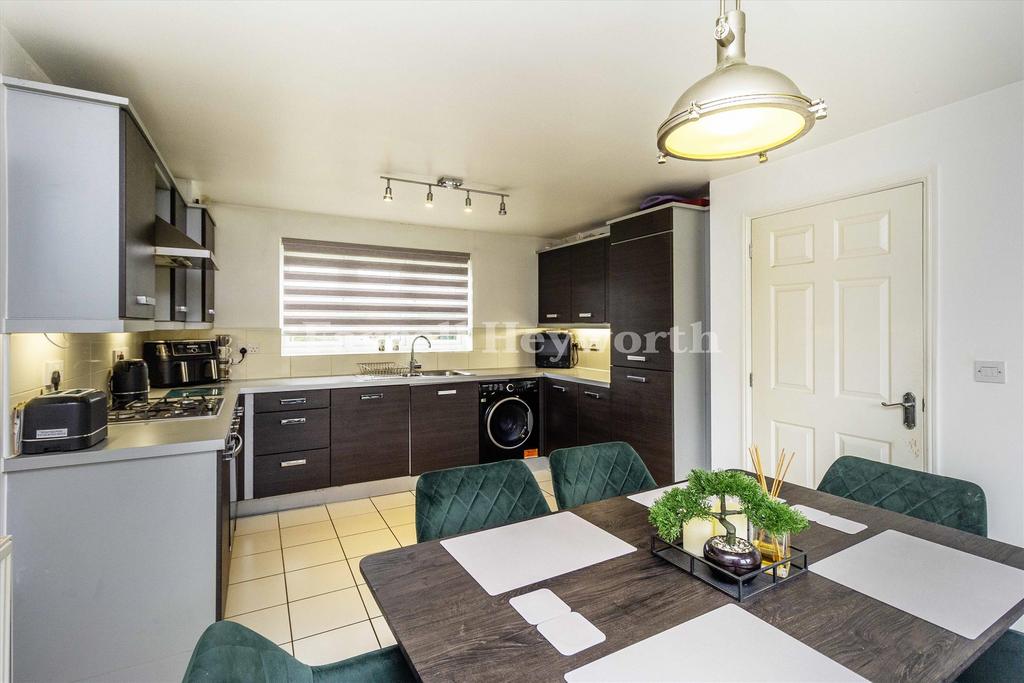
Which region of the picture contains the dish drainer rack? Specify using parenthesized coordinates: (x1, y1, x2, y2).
(357, 361, 410, 378)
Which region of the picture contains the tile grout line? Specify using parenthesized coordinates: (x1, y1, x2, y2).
(276, 512, 295, 649)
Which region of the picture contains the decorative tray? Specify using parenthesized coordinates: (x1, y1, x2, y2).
(650, 535, 808, 602)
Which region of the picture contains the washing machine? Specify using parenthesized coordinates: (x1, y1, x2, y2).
(479, 379, 540, 462)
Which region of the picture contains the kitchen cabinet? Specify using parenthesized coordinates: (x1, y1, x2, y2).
(254, 448, 331, 498)
(251, 390, 332, 498)
(254, 389, 330, 413)
(217, 443, 231, 619)
(608, 230, 673, 371)
(331, 386, 410, 485)
(410, 383, 479, 475)
(538, 238, 609, 326)
(542, 378, 579, 455)
(120, 109, 158, 319)
(538, 247, 573, 324)
(169, 189, 189, 322)
(253, 408, 330, 455)
(577, 384, 612, 445)
(611, 366, 674, 485)
(185, 205, 217, 324)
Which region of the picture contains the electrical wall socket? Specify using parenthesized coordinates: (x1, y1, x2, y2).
(43, 360, 65, 390)
(245, 343, 260, 354)
(112, 347, 129, 364)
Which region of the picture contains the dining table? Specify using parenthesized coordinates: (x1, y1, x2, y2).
(360, 475, 1024, 682)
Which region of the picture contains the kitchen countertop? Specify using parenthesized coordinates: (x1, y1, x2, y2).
(3, 367, 609, 473)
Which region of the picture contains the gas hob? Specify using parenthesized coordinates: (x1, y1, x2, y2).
(109, 387, 225, 423)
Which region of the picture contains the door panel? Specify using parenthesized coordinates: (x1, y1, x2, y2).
(571, 239, 607, 323)
(611, 367, 673, 485)
(543, 379, 579, 455)
(119, 111, 156, 319)
(752, 184, 925, 485)
(331, 386, 409, 485)
(538, 247, 572, 324)
(578, 385, 611, 445)
(410, 384, 478, 475)
(609, 232, 673, 371)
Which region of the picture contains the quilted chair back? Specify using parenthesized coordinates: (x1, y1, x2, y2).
(549, 442, 657, 510)
(817, 456, 987, 536)
(415, 460, 550, 542)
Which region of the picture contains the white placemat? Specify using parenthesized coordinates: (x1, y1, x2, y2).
(564, 604, 865, 682)
(627, 482, 688, 508)
(538, 612, 606, 656)
(510, 589, 571, 625)
(791, 505, 867, 534)
(812, 529, 1024, 638)
(440, 512, 636, 596)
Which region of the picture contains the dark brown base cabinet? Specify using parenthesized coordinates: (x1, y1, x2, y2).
(331, 386, 410, 485)
(252, 390, 332, 498)
(411, 383, 479, 475)
(543, 378, 579, 455)
(254, 448, 331, 498)
(578, 384, 611, 445)
(611, 367, 674, 485)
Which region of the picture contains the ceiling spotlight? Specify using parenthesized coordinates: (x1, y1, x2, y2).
(656, 0, 827, 161)
(383, 179, 393, 202)
(464, 192, 473, 213)
(498, 197, 507, 216)
(657, 153, 667, 165)
(425, 186, 434, 208)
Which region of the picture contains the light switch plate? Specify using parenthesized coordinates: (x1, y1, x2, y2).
(974, 360, 1006, 384)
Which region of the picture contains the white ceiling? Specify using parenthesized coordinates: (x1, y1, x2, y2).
(2, 0, 1021, 237)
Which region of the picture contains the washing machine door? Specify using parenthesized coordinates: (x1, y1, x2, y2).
(485, 396, 534, 449)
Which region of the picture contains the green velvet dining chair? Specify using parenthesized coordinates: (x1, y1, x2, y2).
(817, 456, 1021, 682)
(548, 441, 657, 510)
(415, 459, 550, 542)
(182, 620, 415, 683)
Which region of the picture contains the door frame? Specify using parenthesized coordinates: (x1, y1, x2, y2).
(741, 177, 937, 476)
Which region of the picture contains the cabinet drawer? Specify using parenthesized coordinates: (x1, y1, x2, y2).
(254, 390, 329, 413)
(254, 408, 330, 455)
(254, 448, 330, 498)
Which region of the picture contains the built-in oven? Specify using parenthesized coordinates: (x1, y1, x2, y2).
(217, 399, 244, 619)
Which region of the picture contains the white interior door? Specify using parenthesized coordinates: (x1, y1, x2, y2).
(751, 183, 925, 487)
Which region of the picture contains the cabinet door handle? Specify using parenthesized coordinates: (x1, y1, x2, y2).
(626, 355, 646, 362)
(544, 313, 558, 319)
(135, 295, 156, 306)
(626, 375, 647, 383)
(280, 459, 307, 468)
(280, 417, 307, 425)
(207, 309, 216, 316)
(279, 397, 307, 405)
(577, 312, 592, 318)
(437, 389, 457, 396)
(175, 305, 188, 312)
(360, 393, 384, 400)
(552, 385, 567, 393)
(583, 391, 601, 399)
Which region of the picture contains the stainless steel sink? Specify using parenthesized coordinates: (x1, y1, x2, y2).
(403, 370, 475, 377)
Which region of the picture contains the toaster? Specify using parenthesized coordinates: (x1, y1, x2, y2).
(15, 388, 108, 455)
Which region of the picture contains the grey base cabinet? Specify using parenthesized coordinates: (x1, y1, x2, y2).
(410, 383, 479, 475)
(331, 386, 410, 485)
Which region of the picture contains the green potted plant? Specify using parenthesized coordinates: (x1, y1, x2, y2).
(649, 470, 808, 576)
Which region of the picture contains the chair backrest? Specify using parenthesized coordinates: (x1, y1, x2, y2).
(817, 456, 987, 536)
(415, 460, 550, 542)
(549, 441, 657, 510)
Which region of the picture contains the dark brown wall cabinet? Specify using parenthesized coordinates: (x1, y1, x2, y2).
(119, 110, 157, 319)
(169, 189, 189, 322)
(608, 230, 673, 371)
(538, 238, 608, 325)
(611, 367, 674, 485)
(331, 386, 410, 486)
(410, 383, 479, 475)
(542, 378, 579, 455)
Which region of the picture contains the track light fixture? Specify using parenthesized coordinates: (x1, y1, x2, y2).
(379, 175, 510, 216)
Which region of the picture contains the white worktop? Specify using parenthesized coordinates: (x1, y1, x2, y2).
(3, 367, 609, 472)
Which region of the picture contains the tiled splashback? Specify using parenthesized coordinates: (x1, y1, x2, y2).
(7, 326, 611, 405)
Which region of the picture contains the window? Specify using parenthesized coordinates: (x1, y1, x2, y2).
(280, 238, 472, 356)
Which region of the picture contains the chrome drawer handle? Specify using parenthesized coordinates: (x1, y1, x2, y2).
(544, 313, 558, 319)
(552, 385, 567, 393)
(280, 459, 307, 468)
(280, 417, 306, 425)
(360, 393, 384, 400)
(626, 355, 645, 362)
(626, 375, 647, 383)
(583, 391, 601, 399)
(578, 312, 592, 318)
(279, 398, 307, 405)
(437, 389, 457, 396)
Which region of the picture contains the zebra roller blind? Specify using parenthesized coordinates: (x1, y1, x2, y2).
(281, 238, 472, 355)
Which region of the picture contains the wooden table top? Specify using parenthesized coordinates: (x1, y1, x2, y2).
(361, 478, 1024, 682)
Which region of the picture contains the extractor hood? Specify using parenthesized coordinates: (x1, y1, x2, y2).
(153, 217, 218, 270)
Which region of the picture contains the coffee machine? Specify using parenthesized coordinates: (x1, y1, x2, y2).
(143, 340, 220, 388)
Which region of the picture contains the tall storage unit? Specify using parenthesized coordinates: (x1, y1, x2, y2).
(608, 203, 709, 484)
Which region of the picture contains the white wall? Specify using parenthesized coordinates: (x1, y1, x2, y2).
(0, 25, 50, 82)
(210, 202, 545, 329)
(708, 81, 1024, 545)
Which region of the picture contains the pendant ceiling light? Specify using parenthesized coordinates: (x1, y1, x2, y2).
(657, 0, 827, 163)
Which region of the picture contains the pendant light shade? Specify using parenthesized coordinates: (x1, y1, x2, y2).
(657, 3, 826, 162)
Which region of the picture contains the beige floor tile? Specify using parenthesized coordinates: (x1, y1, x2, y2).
(544, 493, 558, 512)
(333, 511, 387, 537)
(327, 498, 378, 519)
(390, 523, 417, 547)
(281, 643, 293, 655)
(233, 529, 282, 557)
(283, 539, 344, 572)
(371, 617, 397, 648)
(235, 513, 279, 536)
(286, 561, 355, 601)
(228, 604, 291, 645)
(533, 468, 552, 482)
(281, 521, 337, 548)
(229, 549, 283, 584)
(380, 505, 415, 527)
(348, 557, 366, 585)
(224, 574, 287, 617)
(292, 621, 380, 666)
(357, 583, 382, 619)
(371, 491, 415, 510)
(340, 529, 400, 558)
(279, 505, 330, 528)
(289, 587, 368, 640)
(538, 481, 555, 496)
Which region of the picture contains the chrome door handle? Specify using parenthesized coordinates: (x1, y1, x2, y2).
(360, 393, 384, 400)
(626, 355, 645, 362)
(577, 313, 592, 318)
(583, 391, 601, 399)
(280, 417, 306, 425)
(280, 459, 307, 468)
(552, 385, 567, 392)
(135, 295, 156, 306)
(437, 389, 457, 396)
(881, 391, 916, 430)
(626, 375, 647, 383)
(544, 313, 558, 319)
(279, 397, 307, 405)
